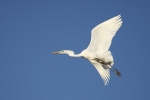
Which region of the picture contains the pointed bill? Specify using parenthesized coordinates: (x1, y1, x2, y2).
(52, 51, 60, 54)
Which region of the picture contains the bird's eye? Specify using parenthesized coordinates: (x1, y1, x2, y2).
(62, 50, 64, 52)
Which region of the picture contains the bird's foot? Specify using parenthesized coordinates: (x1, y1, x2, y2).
(115, 69, 122, 77)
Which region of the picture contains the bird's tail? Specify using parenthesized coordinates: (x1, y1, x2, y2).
(99, 51, 114, 66)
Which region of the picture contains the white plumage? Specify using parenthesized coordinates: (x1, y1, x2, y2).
(52, 15, 123, 85)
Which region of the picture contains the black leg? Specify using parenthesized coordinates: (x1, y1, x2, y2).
(103, 65, 122, 77)
(111, 67, 122, 77)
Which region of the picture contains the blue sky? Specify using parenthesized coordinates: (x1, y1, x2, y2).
(0, 0, 150, 100)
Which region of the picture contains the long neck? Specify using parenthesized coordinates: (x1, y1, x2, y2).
(68, 52, 82, 57)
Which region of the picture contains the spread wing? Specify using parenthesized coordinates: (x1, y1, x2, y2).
(92, 62, 110, 85)
(86, 15, 122, 55)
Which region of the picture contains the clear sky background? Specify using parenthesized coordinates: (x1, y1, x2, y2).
(0, 0, 150, 100)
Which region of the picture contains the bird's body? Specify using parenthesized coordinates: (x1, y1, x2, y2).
(52, 15, 123, 85)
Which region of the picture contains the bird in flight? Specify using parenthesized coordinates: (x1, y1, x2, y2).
(52, 15, 123, 85)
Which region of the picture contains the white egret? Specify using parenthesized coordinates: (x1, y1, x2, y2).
(52, 15, 122, 85)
